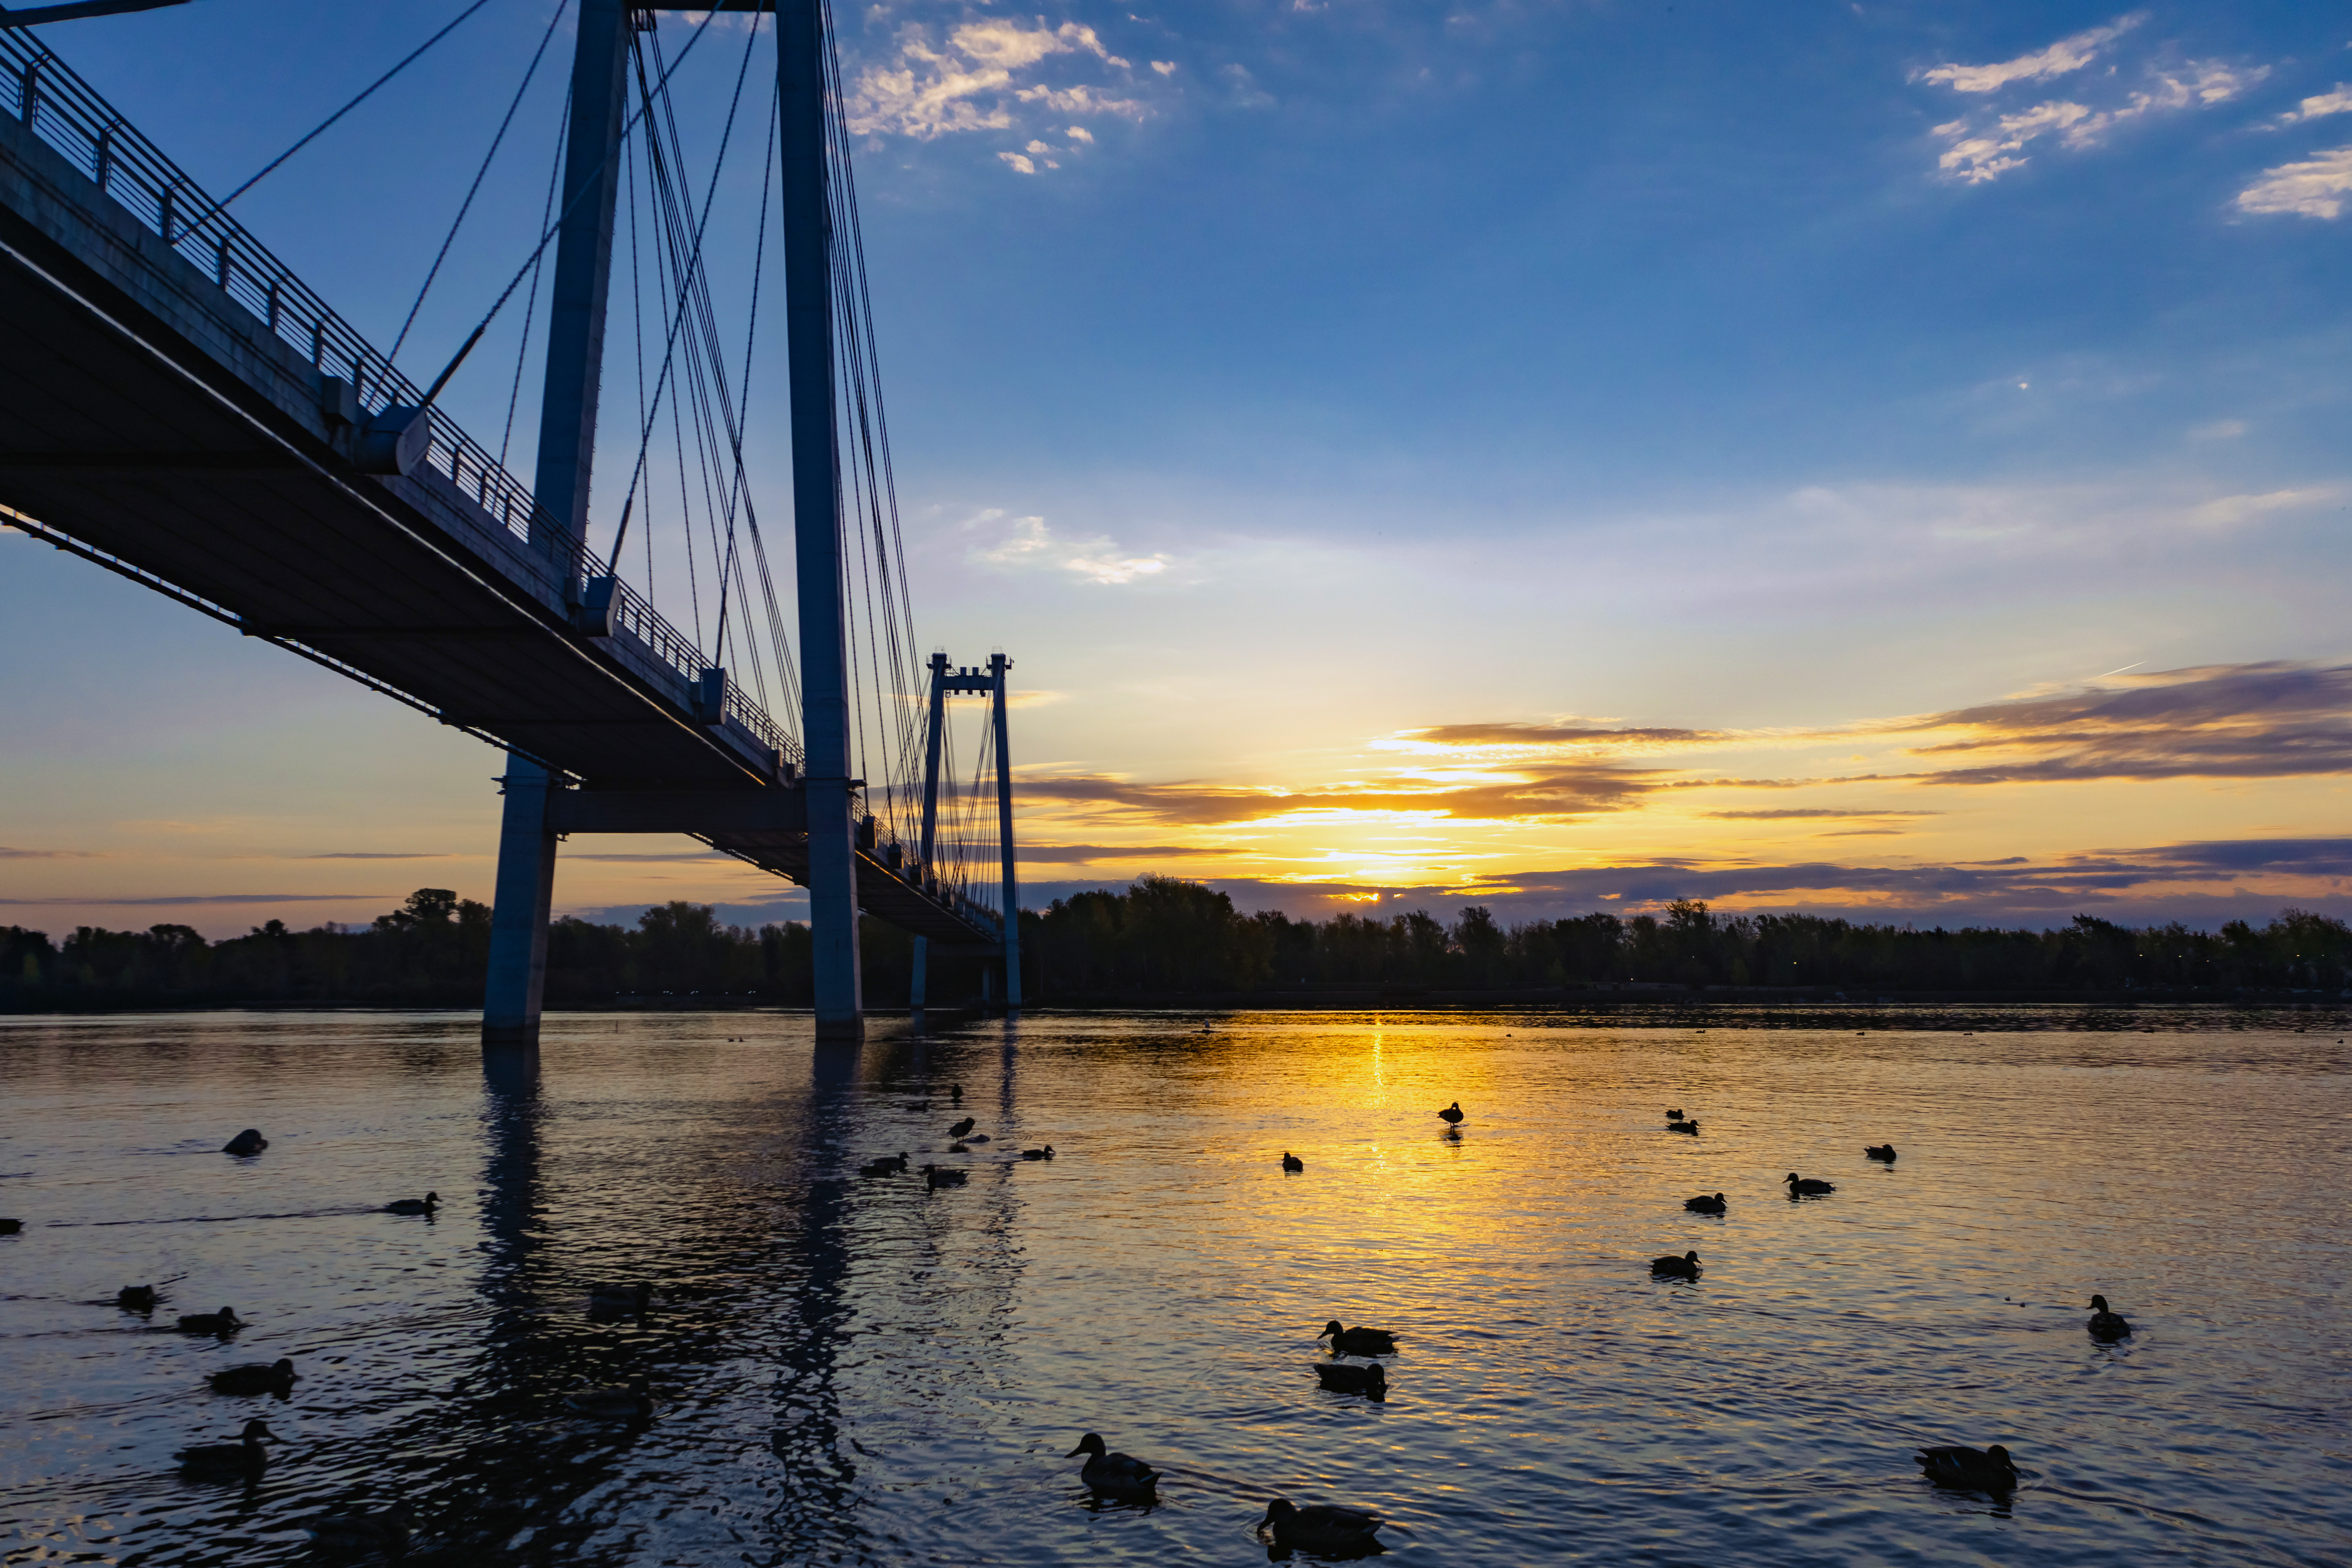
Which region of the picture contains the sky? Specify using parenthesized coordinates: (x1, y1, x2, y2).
(5, 0, 2352, 938)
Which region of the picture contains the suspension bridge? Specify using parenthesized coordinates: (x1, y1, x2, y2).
(0, 0, 1023, 1053)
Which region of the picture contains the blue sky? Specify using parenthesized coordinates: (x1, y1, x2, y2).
(6, 0, 2352, 935)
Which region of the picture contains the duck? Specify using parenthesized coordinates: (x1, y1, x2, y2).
(208, 1357, 296, 1396)
(299, 1507, 415, 1554)
(1651, 1250, 1702, 1279)
(950, 1083, 963, 1102)
(565, 1377, 653, 1420)
(1915, 1443, 2019, 1490)
(1684, 1192, 1727, 1214)
(174, 1418, 276, 1475)
(221, 1129, 268, 1156)
(1667, 1118, 1700, 1135)
(1258, 1498, 1383, 1551)
(383, 1191, 439, 1215)
(1281, 1151, 1305, 1172)
(587, 1282, 652, 1312)
(1786, 1172, 1835, 1196)
(1864, 1144, 1897, 1162)
(948, 1116, 976, 1139)
(0, 1218, 20, 1235)
(1020, 1145, 1056, 1161)
(1666, 1108, 1684, 1119)
(1311, 1360, 1387, 1396)
(116, 1284, 159, 1311)
(176, 1306, 242, 1334)
(2086, 1294, 2133, 1339)
(924, 1164, 969, 1190)
(1437, 1102, 1465, 1125)
(1065, 1432, 1157, 1493)
(860, 1153, 911, 1176)
(1317, 1321, 1397, 1355)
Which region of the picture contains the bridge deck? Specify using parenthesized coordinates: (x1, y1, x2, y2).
(0, 53, 999, 950)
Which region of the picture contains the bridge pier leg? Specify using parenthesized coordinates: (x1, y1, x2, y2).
(909, 935, 927, 1011)
(483, 758, 558, 1057)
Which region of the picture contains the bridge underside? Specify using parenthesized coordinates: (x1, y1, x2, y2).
(0, 106, 998, 951)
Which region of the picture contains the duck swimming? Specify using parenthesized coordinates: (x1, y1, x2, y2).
(1065, 1432, 1157, 1493)
(1786, 1172, 1835, 1196)
(221, 1129, 267, 1156)
(1865, 1144, 1897, 1162)
(116, 1284, 158, 1311)
(565, 1378, 653, 1420)
(1312, 1360, 1387, 1397)
(924, 1164, 969, 1190)
(1020, 1145, 1056, 1161)
(1259, 1498, 1382, 1551)
(384, 1192, 439, 1215)
(948, 1116, 977, 1139)
(0, 1218, 20, 1236)
(1684, 1193, 1727, 1214)
(176, 1306, 241, 1334)
(208, 1358, 296, 1396)
(1281, 1151, 1305, 1172)
(1666, 1108, 1684, 1119)
(175, 1418, 275, 1476)
(1915, 1443, 2019, 1490)
(1651, 1250, 1701, 1279)
(1437, 1102, 1465, 1125)
(2087, 1294, 2133, 1339)
(1668, 1118, 1700, 1135)
(1318, 1321, 1397, 1355)
(299, 1507, 415, 1554)
(860, 1153, 910, 1176)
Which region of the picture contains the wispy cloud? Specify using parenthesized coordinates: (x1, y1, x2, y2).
(304, 852, 459, 860)
(2236, 146, 2352, 219)
(1017, 843, 1222, 863)
(969, 512, 1171, 585)
(0, 846, 99, 859)
(1914, 14, 2145, 94)
(846, 14, 1144, 162)
(1702, 809, 1940, 821)
(2276, 85, 2352, 125)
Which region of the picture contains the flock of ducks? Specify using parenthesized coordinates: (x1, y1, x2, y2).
(1635, 1105, 2137, 1496)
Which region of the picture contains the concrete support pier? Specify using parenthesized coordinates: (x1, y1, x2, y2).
(482, 758, 558, 1054)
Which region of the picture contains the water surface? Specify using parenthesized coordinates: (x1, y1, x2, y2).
(1, 1009, 2345, 1565)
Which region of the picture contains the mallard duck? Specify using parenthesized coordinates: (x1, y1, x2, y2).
(948, 1116, 976, 1138)
(1437, 1102, 1465, 1125)
(175, 1418, 275, 1475)
(300, 1507, 415, 1553)
(2087, 1294, 2132, 1339)
(1281, 1151, 1304, 1172)
(1259, 1498, 1382, 1550)
(588, 1283, 652, 1312)
(1318, 1321, 1397, 1355)
(222, 1129, 268, 1156)
(1915, 1443, 2018, 1490)
(924, 1164, 969, 1190)
(1651, 1250, 1701, 1279)
(1312, 1360, 1387, 1396)
(1865, 1144, 1897, 1161)
(176, 1306, 242, 1334)
(384, 1191, 439, 1215)
(565, 1378, 653, 1420)
(1668, 1118, 1700, 1134)
(1065, 1431, 1157, 1492)
(208, 1357, 296, 1396)
(1786, 1172, 1835, 1196)
(1666, 1108, 1685, 1119)
(116, 1284, 159, 1311)
(860, 1153, 910, 1176)
(1684, 1192, 1726, 1214)
(1020, 1145, 1055, 1161)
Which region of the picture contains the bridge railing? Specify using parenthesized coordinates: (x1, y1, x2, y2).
(2, 31, 802, 775)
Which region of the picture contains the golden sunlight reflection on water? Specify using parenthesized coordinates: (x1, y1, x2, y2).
(0, 1007, 2344, 1566)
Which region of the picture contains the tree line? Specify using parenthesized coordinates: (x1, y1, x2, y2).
(5, 877, 2349, 1009)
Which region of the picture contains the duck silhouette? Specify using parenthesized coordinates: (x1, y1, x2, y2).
(1281, 1151, 1305, 1172)
(1786, 1172, 1835, 1196)
(1065, 1432, 1157, 1494)
(924, 1164, 969, 1190)
(1865, 1144, 1897, 1161)
(1318, 1321, 1397, 1355)
(2087, 1294, 2133, 1340)
(0, 1218, 20, 1235)
(384, 1192, 439, 1215)
(176, 1306, 241, 1335)
(221, 1129, 267, 1156)
(1312, 1360, 1387, 1397)
(860, 1153, 910, 1176)
(1259, 1498, 1382, 1552)
(948, 1117, 976, 1139)
(1684, 1193, 1727, 1214)
(208, 1358, 296, 1396)
(1666, 1108, 1684, 1119)
(1651, 1250, 1701, 1279)
(1437, 1102, 1465, 1125)
(1668, 1118, 1700, 1135)
(1916, 1443, 2018, 1491)
(116, 1284, 158, 1312)
(175, 1418, 275, 1476)
(1020, 1145, 1056, 1161)
(565, 1378, 653, 1420)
